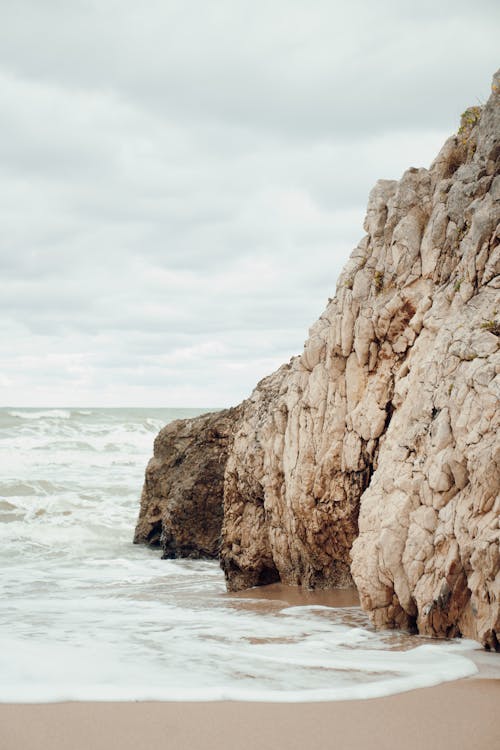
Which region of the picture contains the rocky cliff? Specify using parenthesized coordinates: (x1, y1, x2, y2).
(135, 70, 500, 649)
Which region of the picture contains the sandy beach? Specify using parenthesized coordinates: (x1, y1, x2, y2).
(1, 678, 498, 750)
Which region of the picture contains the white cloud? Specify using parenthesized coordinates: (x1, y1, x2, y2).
(0, 1, 498, 406)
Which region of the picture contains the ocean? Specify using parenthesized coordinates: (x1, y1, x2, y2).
(0, 407, 490, 702)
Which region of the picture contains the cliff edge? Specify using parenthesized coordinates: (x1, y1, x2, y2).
(135, 71, 500, 649)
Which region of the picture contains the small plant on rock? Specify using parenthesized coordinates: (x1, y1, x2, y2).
(480, 319, 500, 336)
(374, 270, 384, 294)
(458, 106, 482, 145)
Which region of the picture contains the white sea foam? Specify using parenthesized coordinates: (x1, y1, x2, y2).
(8, 408, 72, 420)
(0, 407, 496, 704)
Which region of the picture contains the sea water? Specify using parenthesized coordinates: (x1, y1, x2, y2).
(0, 407, 492, 703)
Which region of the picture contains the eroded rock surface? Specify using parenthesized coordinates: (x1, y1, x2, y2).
(134, 406, 242, 558)
(221, 363, 292, 590)
(351, 76, 500, 650)
(135, 70, 499, 648)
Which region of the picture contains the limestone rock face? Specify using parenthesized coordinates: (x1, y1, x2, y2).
(135, 70, 499, 648)
(134, 406, 242, 558)
(351, 74, 500, 650)
(221, 363, 292, 590)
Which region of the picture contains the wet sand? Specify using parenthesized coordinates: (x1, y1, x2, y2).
(1, 679, 499, 750)
(226, 582, 361, 607)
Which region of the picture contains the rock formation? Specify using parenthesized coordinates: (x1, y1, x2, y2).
(135, 70, 500, 649)
(134, 406, 242, 558)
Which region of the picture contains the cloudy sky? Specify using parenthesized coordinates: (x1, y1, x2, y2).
(1, 1, 498, 407)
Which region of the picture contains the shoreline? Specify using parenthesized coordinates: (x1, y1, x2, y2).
(1, 678, 499, 750)
(225, 581, 361, 607)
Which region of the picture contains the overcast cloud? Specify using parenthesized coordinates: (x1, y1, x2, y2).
(1, 0, 498, 407)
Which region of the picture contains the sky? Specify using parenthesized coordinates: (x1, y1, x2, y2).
(1, 1, 498, 408)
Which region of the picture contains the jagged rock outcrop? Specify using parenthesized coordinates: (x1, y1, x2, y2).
(134, 406, 242, 558)
(221, 363, 291, 589)
(133, 366, 290, 560)
(350, 77, 500, 650)
(135, 70, 500, 648)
